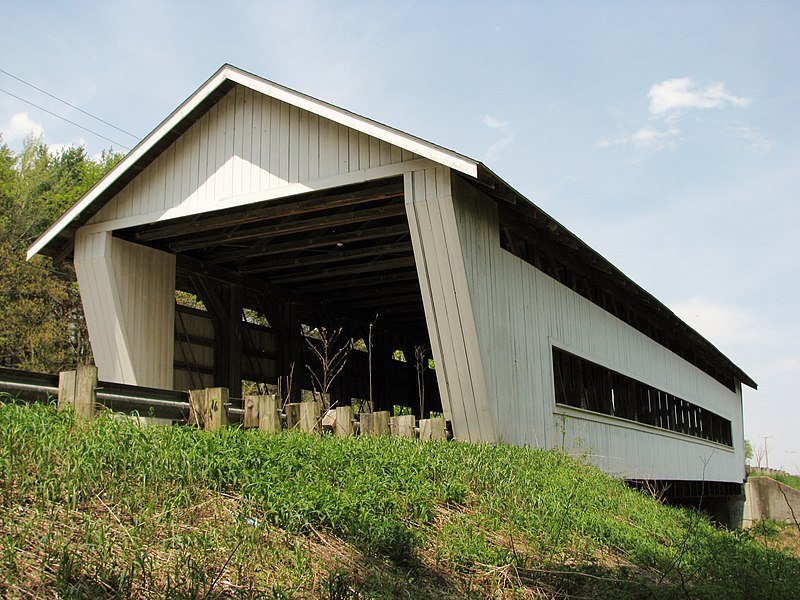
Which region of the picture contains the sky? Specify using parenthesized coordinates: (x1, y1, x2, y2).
(1, 1, 797, 472)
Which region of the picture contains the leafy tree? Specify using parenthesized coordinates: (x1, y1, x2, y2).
(0, 135, 121, 372)
(744, 439, 754, 465)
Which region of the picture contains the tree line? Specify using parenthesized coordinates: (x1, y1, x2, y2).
(0, 134, 120, 372)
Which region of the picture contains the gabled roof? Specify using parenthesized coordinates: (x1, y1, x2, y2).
(27, 64, 480, 261)
(26, 64, 756, 390)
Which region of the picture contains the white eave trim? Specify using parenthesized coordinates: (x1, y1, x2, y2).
(27, 64, 479, 260)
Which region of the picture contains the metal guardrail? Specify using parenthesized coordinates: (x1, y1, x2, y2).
(0, 367, 244, 422)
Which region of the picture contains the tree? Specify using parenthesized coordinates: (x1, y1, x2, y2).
(744, 439, 754, 465)
(0, 135, 121, 372)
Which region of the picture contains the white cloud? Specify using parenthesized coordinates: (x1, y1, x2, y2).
(599, 126, 680, 150)
(600, 77, 753, 154)
(733, 125, 774, 152)
(482, 114, 510, 129)
(481, 114, 513, 162)
(485, 135, 514, 163)
(1, 112, 44, 144)
(648, 77, 751, 116)
(48, 137, 87, 156)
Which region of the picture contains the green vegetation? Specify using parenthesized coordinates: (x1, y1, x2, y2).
(768, 472, 800, 492)
(1, 400, 798, 598)
(0, 135, 120, 372)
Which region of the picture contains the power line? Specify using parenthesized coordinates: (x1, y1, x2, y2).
(0, 68, 140, 140)
(0, 87, 131, 151)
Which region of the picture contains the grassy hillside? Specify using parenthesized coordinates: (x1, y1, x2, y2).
(0, 400, 798, 598)
(769, 472, 800, 492)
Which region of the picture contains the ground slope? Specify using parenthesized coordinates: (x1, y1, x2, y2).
(0, 401, 798, 598)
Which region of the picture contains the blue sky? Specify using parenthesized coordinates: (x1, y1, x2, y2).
(2, 1, 798, 471)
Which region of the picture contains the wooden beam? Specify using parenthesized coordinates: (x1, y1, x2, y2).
(204, 223, 409, 264)
(239, 242, 413, 275)
(135, 181, 403, 242)
(271, 256, 416, 284)
(348, 293, 423, 309)
(169, 203, 407, 252)
(303, 270, 419, 293)
(324, 283, 420, 302)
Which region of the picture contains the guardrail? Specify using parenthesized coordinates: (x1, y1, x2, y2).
(0, 366, 449, 440)
(0, 366, 244, 423)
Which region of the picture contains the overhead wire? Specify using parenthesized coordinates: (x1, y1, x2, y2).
(0, 68, 140, 140)
(0, 87, 132, 151)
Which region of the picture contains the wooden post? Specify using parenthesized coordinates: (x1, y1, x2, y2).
(205, 387, 228, 431)
(299, 401, 321, 433)
(57, 370, 76, 412)
(258, 395, 281, 433)
(57, 365, 96, 421)
(419, 417, 446, 441)
(359, 412, 372, 435)
(334, 405, 354, 437)
(391, 414, 416, 438)
(360, 410, 390, 436)
(74, 365, 98, 421)
(243, 395, 260, 428)
(285, 402, 302, 430)
(188, 387, 229, 431)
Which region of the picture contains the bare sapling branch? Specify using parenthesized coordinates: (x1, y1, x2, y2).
(304, 326, 351, 412)
(415, 345, 426, 418)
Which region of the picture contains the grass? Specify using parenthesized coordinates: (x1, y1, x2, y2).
(0, 399, 798, 598)
(767, 472, 800, 492)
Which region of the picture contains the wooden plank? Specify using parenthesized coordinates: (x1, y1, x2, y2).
(289, 105, 300, 183)
(239, 242, 413, 275)
(137, 182, 403, 241)
(270, 255, 415, 284)
(305, 270, 419, 292)
(168, 203, 407, 252)
(205, 223, 410, 264)
(308, 113, 319, 180)
(232, 85, 245, 197)
(298, 109, 309, 182)
(269, 98, 281, 188)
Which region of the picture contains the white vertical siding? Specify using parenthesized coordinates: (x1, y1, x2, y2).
(404, 167, 496, 443)
(74, 230, 176, 389)
(89, 84, 420, 226)
(449, 175, 745, 482)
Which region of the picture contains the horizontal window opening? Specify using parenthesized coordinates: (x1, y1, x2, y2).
(553, 348, 733, 447)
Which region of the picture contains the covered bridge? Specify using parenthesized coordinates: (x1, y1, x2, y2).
(28, 65, 755, 505)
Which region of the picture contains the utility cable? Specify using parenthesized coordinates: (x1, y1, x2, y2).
(0, 68, 140, 140)
(0, 87, 131, 151)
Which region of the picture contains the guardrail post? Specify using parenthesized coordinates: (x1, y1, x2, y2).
(360, 410, 390, 436)
(258, 395, 281, 433)
(299, 401, 321, 433)
(334, 406, 354, 437)
(285, 402, 301, 430)
(390, 414, 416, 438)
(58, 365, 97, 421)
(419, 417, 447, 441)
(189, 387, 228, 431)
(57, 370, 76, 412)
